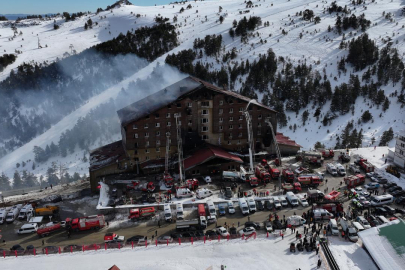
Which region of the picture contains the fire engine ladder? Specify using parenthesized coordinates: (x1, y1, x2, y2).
(244, 108, 255, 174)
(165, 132, 170, 174)
(265, 117, 282, 166)
(175, 114, 185, 187)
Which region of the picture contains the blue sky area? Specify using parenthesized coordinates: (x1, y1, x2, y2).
(1, 0, 177, 15)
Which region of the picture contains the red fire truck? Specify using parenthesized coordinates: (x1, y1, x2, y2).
(282, 182, 302, 193)
(128, 207, 155, 221)
(37, 222, 62, 237)
(320, 149, 334, 158)
(324, 190, 341, 201)
(358, 159, 374, 173)
(126, 180, 156, 192)
(163, 173, 174, 188)
(198, 204, 206, 217)
(185, 179, 199, 190)
(248, 175, 259, 187)
(66, 215, 106, 232)
(344, 174, 365, 188)
(255, 165, 271, 183)
(269, 165, 280, 179)
(312, 202, 343, 213)
(282, 169, 295, 183)
(297, 175, 321, 187)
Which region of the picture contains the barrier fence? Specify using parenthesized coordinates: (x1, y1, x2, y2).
(2, 231, 274, 258)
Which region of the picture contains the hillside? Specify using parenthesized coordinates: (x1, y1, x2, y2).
(0, 0, 404, 186)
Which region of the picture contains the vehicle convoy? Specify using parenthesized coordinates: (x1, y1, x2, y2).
(344, 174, 366, 188)
(35, 205, 59, 217)
(297, 175, 321, 187)
(126, 180, 156, 192)
(255, 164, 271, 183)
(282, 182, 302, 193)
(66, 215, 106, 232)
(37, 221, 62, 237)
(282, 169, 295, 183)
(128, 207, 155, 221)
(176, 219, 205, 231)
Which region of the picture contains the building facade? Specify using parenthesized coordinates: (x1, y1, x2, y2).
(394, 130, 405, 168)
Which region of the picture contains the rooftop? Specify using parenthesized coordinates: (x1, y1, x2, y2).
(89, 140, 127, 171)
(117, 76, 277, 126)
(276, 132, 302, 148)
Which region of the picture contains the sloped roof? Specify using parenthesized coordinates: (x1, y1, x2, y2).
(184, 145, 243, 170)
(117, 76, 277, 126)
(90, 140, 127, 171)
(276, 132, 302, 148)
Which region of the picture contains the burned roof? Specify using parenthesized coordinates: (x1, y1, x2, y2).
(90, 140, 127, 171)
(276, 132, 302, 148)
(117, 76, 277, 126)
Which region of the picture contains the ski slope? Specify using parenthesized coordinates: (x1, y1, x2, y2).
(0, 0, 404, 180)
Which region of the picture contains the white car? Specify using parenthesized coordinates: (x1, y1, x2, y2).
(239, 227, 256, 236)
(280, 196, 288, 207)
(227, 202, 235, 214)
(355, 187, 363, 192)
(216, 226, 230, 237)
(204, 176, 212, 183)
(358, 196, 370, 207)
(265, 222, 273, 233)
(370, 176, 378, 182)
(273, 197, 281, 209)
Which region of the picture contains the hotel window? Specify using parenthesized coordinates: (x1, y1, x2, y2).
(156, 140, 160, 145)
(229, 108, 234, 113)
(156, 148, 160, 152)
(239, 115, 243, 120)
(156, 131, 161, 136)
(133, 133, 138, 139)
(145, 148, 150, 153)
(155, 113, 159, 119)
(229, 125, 233, 129)
(228, 141, 232, 145)
(155, 123, 160, 128)
(166, 113, 171, 118)
(177, 103, 181, 108)
(258, 130, 261, 135)
(145, 132, 149, 138)
(167, 122, 171, 126)
(146, 141, 150, 147)
(219, 126, 223, 131)
(229, 133, 233, 138)
(219, 109, 223, 114)
(144, 123, 148, 129)
(201, 118, 209, 124)
(201, 101, 209, 107)
(219, 100, 224, 105)
(202, 109, 208, 115)
(202, 135, 209, 140)
(229, 99, 234, 104)
(145, 156, 149, 160)
(187, 102, 192, 107)
(258, 114, 262, 119)
(238, 124, 242, 129)
(202, 126, 209, 132)
(229, 116, 233, 122)
(188, 120, 192, 125)
(237, 140, 241, 144)
(239, 107, 243, 112)
(238, 133, 242, 138)
(219, 117, 223, 122)
(133, 124, 138, 129)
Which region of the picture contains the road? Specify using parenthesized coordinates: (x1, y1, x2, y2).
(0, 150, 390, 251)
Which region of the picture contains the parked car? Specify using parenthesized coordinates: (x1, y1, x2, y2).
(42, 246, 58, 254)
(265, 221, 273, 233)
(273, 220, 283, 230)
(106, 239, 125, 249)
(370, 176, 378, 182)
(170, 233, 182, 240)
(216, 226, 230, 237)
(239, 227, 256, 236)
(388, 186, 402, 193)
(382, 205, 395, 215)
(227, 201, 235, 214)
(25, 245, 36, 254)
(395, 196, 405, 205)
(265, 200, 273, 210)
(10, 244, 24, 251)
(256, 200, 264, 211)
(181, 232, 196, 238)
(245, 221, 260, 230)
(157, 236, 173, 244)
(355, 216, 371, 229)
(364, 183, 379, 190)
(374, 207, 387, 216)
(194, 231, 205, 238)
(358, 196, 370, 207)
(229, 227, 237, 235)
(391, 190, 405, 198)
(63, 244, 82, 252)
(378, 178, 388, 184)
(359, 190, 370, 197)
(126, 235, 145, 244)
(349, 164, 361, 174)
(383, 182, 397, 189)
(367, 215, 381, 227)
(225, 187, 233, 199)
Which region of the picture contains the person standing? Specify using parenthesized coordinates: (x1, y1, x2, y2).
(316, 246, 319, 255)
(317, 259, 322, 268)
(158, 220, 161, 228)
(155, 230, 157, 236)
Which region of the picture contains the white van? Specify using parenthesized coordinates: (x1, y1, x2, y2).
(377, 216, 389, 224)
(273, 197, 281, 209)
(238, 198, 249, 215)
(247, 198, 256, 213)
(313, 209, 333, 221)
(296, 194, 309, 207)
(196, 188, 213, 199)
(286, 192, 299, 207)
(199, 216, 207, 228)
(352, 221, 365, 232)
(328, 219, 339, 236)
(370, 195, 393, 206)
(206, 200, 216, 217)
(326, 163, 338, 176)
(280, 196, 288, 207)
(17, 223, 38, 235)
(6, 206, 20, 223)
(176, 188, 194, 198)
(335, 163, 346, 176)
(176, 203, 184, 220)
(227, 201, 235, 214)
(207, 215, 217, 224)
(164, 204, 172, 222)
(18, 204, 33, 220)
(0, 208, 7, 225)
(286, 215, 306, 226)
(340, 217, 358, 242)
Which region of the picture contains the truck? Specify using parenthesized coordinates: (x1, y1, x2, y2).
(358, 159, 374, 173)
(282, 182, 302, 193)
(248, 175, 259, 187)
(126, 180, 156, 192)
(35, 205, 59, 217)
(282, 169, 295, 183)
(198, 204, 206, 217)
(175, 219, 205, 231)
(218, 203, 226, 216)
(297, 175, 321, 187)
(296, 151, 323, 166)
(255, 164, 271, 183)
(185, 179, 199, 190)
(222, 171, 240, 182)
(307, 189, 325, 201)
(37, 221, 62, 237)
(344, 174, 365, 189)
(128, 207, 155, 221)
(338, 152, 351, 162)
(66, 215, 106, 232)
(104, 233, 125, 243)
(268, 165, 280, 179)
(313, 202, 344, 213)
(163, 173, 174, 188)
(320, 149, 334, 158)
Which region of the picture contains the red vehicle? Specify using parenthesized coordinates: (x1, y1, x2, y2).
(282, 169, 295, 183)
(313, 203, 343, 213)
(359, 159, 374, 173)
(344, 174, 365, 188)
(269, 165, 280, 179)
(104, 233, 125, 243)
(320, 149, 334, 158)
(66, 215, 106, 232)
(198, 204, 206, 217)
(37, 221, 62, 237)
(127, 180, 155, 192)
(163, 173, 174, 188)
(255, 165, 271, 183)
(297, 175, 321, 187)
(128, 207, 155, 221)
(248, 175, 259, 187)
(282, 182, 302, 193)
(324, 190, 341, 201)
(185, 179, 199, 190)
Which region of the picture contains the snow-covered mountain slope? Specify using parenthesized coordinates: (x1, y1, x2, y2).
(0, 0, 404, 181)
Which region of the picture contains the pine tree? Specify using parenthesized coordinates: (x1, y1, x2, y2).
(13, 171, 23, 189)
(302, 110, 309, 125)
(0, 172, 10, 191)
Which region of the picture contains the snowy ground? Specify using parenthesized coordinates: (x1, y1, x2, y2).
(0, 0, 404, 181)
